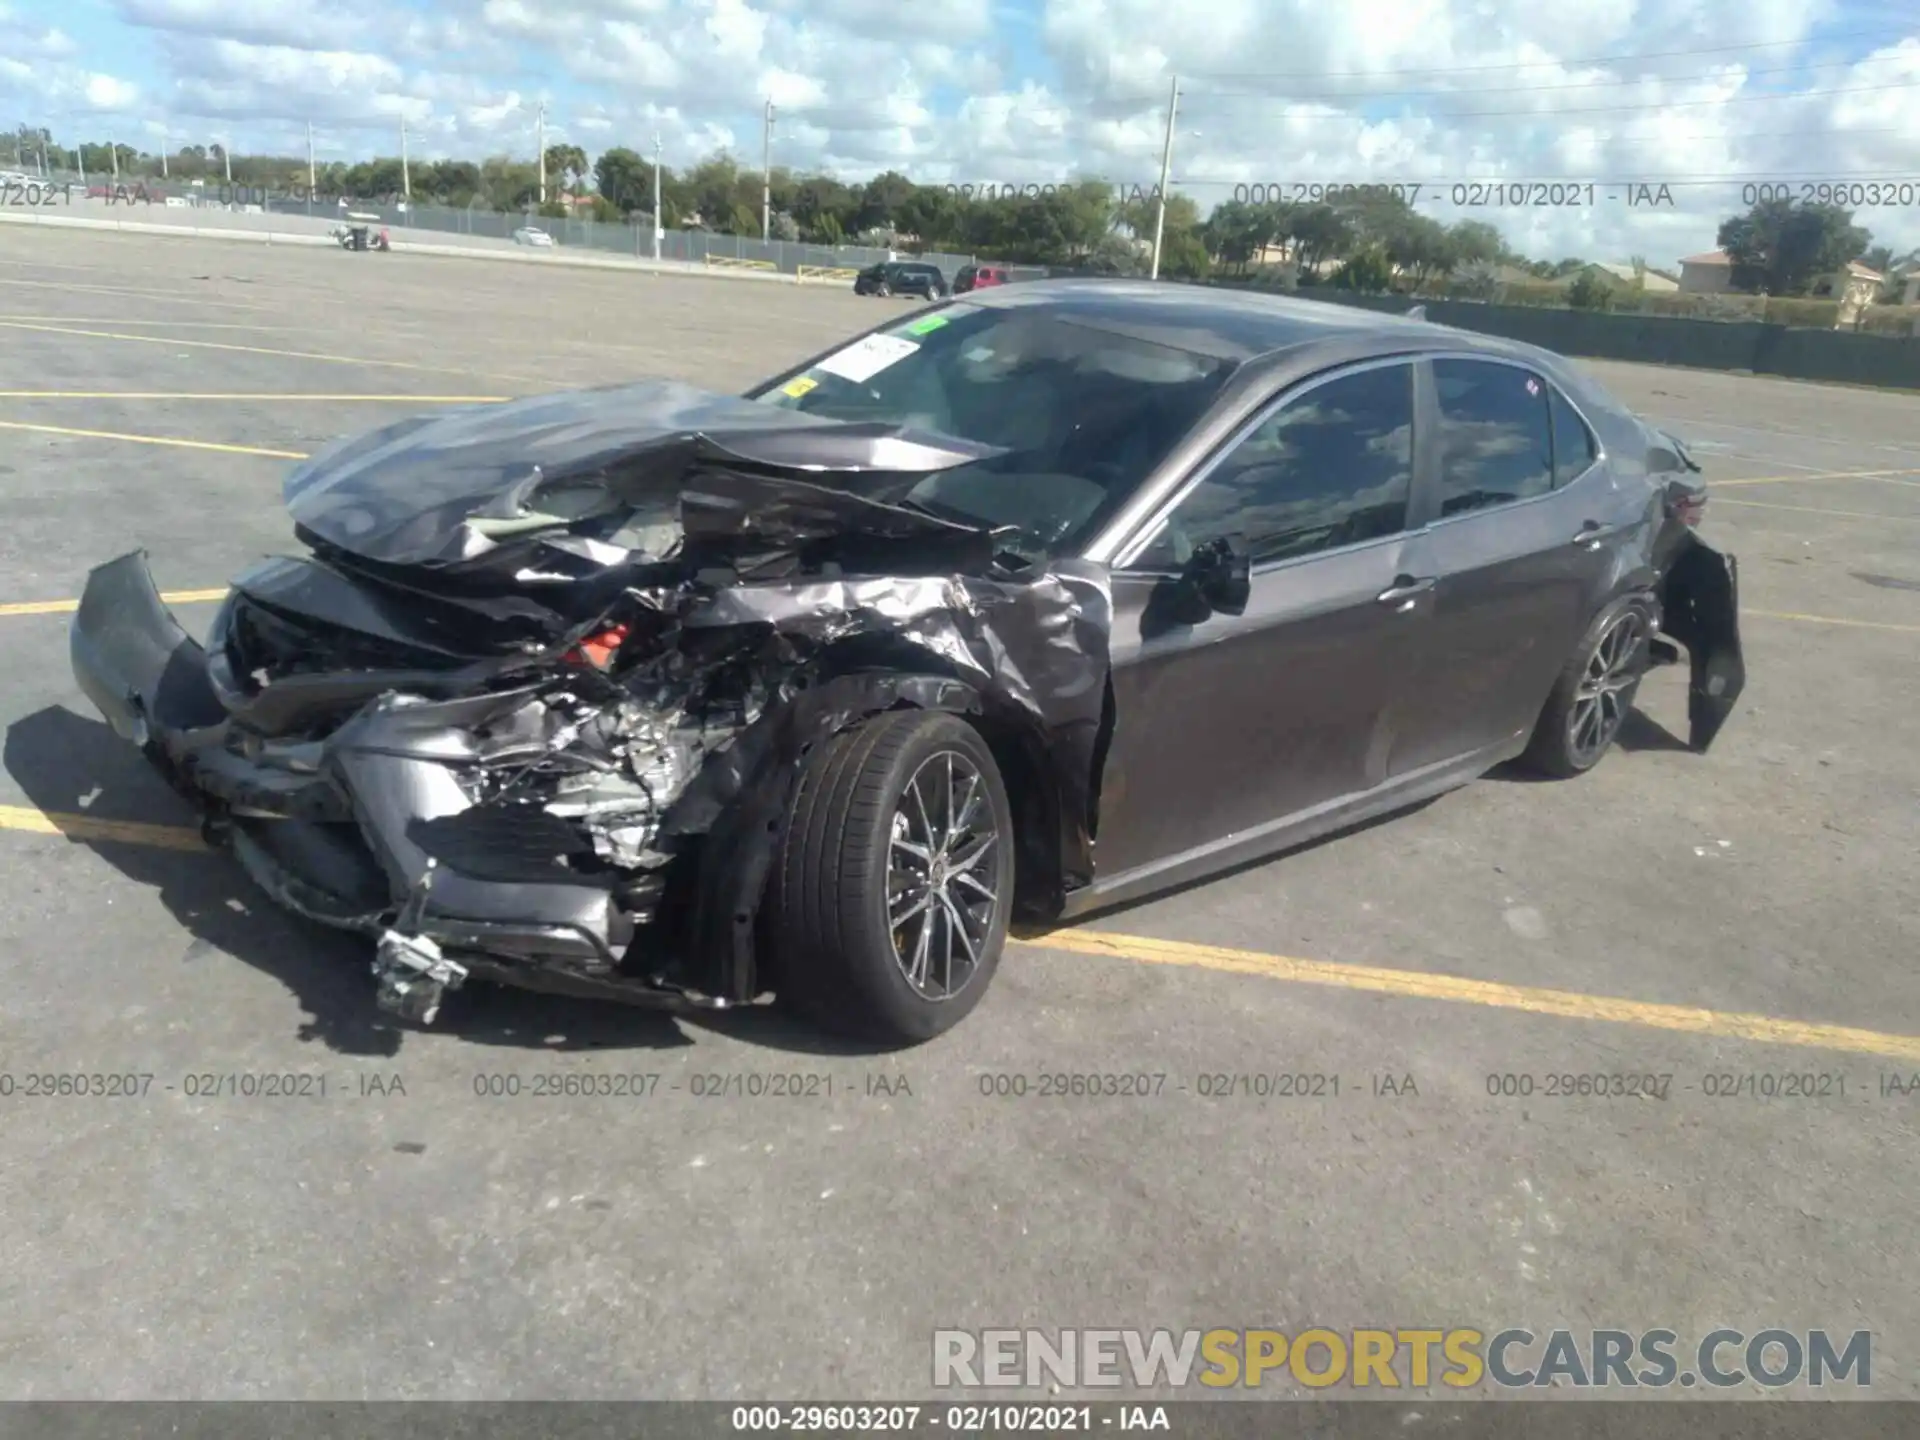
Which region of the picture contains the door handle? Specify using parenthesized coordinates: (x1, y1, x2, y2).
(1376, 576, 1436, 607)
(1572, 522, 1626, 549)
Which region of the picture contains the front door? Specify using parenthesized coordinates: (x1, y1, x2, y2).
(1093, 359, 1434, 882)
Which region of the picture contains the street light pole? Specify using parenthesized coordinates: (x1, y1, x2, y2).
(1150, 75, 1179, 281)
(536, 102, 547, 205)
(652, 132, 663, 261)
(761, 99, 774, 242)
(401, 117, 410, 203)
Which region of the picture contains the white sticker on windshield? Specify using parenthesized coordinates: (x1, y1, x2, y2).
(815, 332, 920, 384)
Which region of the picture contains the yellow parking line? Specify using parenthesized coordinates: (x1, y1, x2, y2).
(0, 392, 510, 403)
(1716, 466, 1920, 487)
(0, 420, 308, 459)
(0, 794, 1908, 1059)
(0, 317, 295, 331)
(0, 319, 542, 383)
(1748, 608, 1920, 634)
(1716, 498, 1920, 522)
(1026, 929, 1920, 1063)
(0, 803, 205, 851)
(0, 277, 272, 312)
(0, 587, 225, 617)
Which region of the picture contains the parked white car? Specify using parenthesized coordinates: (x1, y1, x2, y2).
(513, 226, 555, 248)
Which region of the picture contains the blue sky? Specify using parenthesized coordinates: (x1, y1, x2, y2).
(5, 0, 1918, 261)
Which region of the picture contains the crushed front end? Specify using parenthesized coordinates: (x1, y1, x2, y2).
(67, 389, 1114, 1025)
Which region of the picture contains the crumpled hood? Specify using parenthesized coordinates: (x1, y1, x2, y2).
(283, 379, 1003, 567)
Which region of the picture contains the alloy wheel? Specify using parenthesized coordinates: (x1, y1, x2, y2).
(886, 750, 1001, 1001)
(1567, 610, 1646, 765)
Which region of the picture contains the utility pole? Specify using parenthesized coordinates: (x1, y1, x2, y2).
(652, 132, 663, 261)
(109, 135, 119, 182)
(305, 120, 315, 202)
(761, 99, 774, 242)
(1150, 75, 1179, 281)
(159, 125, 169, 179)
(536, 102, 547, 205)
(400, 117, 410, 203)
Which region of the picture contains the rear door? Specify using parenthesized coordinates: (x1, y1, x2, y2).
(1387, 356, 1622, 776)
(1094, 358, 1434, 879)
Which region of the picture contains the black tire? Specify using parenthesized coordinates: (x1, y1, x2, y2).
(1518, 595, 1655, 778)
(770, 710, 1015, 1045)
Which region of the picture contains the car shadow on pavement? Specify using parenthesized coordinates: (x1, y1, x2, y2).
(4, 703, 881, 1060)
(1489, 709, 1691, 784)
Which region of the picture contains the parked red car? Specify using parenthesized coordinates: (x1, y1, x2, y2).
(953, 264, 1010, 293)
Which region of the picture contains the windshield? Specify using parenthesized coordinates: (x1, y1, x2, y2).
(748, 302, 1236, 560)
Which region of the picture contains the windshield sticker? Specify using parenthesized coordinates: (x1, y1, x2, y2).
(904, 313, 950, 336)
(815, 332, 920, 384)
(780, 376, 819, 399)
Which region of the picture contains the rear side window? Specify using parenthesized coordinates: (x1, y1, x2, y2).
(1133, 363, 1416, 569)
(1432, 359, 1554, 515)
(1549, 386, 1599, 486)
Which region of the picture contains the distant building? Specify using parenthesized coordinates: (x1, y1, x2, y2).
(1677, 250, 1734, 294)
(1583, 261, 1679, 293)
(1810, 259, 1885, 325)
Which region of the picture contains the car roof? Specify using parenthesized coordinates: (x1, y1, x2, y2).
(957, 277, 1555, 368)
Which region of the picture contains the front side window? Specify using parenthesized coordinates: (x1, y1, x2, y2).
(1131, 363, 1416, 570)
(1433, 359, 1555, 516)
(751, 304, 1237, 560)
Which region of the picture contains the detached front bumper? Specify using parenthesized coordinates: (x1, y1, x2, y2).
(1655, 533, 1746, 754)
(69, 552, 650, 1001)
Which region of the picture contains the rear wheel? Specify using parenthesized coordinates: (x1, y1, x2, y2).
(770, 711, 1014, 1045)
(1519, 597, 1653, 778)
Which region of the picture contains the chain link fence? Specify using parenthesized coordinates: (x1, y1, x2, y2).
(25, 171, 977, 277)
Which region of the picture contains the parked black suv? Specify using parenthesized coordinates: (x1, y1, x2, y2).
(853, 261, 948, 299)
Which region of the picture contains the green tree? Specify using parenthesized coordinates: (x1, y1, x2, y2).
(543, 143, 588, 195)
(1567, 269, 1616, 311)
(1331, 244, 1394, 292)
(1717, 198, 1869, 295)
(593, 146, 652, 213)
(1286, 203, 1354, 275)
(1199, 199, 1277, 271)
(1446, 219, 1503, 268)
(1383, 213, 1453, 290)
(854, 170, 917, 233)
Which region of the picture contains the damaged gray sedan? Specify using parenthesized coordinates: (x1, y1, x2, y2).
(70, 281, 1744, 1044)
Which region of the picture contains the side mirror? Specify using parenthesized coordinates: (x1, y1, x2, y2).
(1149, 534, 1252, 629)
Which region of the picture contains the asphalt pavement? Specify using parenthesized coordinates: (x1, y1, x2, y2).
(0, 228, 1916, 1405)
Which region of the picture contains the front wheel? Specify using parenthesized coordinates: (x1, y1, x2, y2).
(1518, 597, 1653, 778)
(770, 711, 1015, 1045)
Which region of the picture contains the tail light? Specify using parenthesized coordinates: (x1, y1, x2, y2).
(564, 622, 629, 669)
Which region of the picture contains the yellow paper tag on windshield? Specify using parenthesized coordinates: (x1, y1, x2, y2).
(781, 376, 818, 398)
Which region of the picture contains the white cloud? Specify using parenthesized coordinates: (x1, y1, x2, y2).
(52, 0, 1920, 259)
